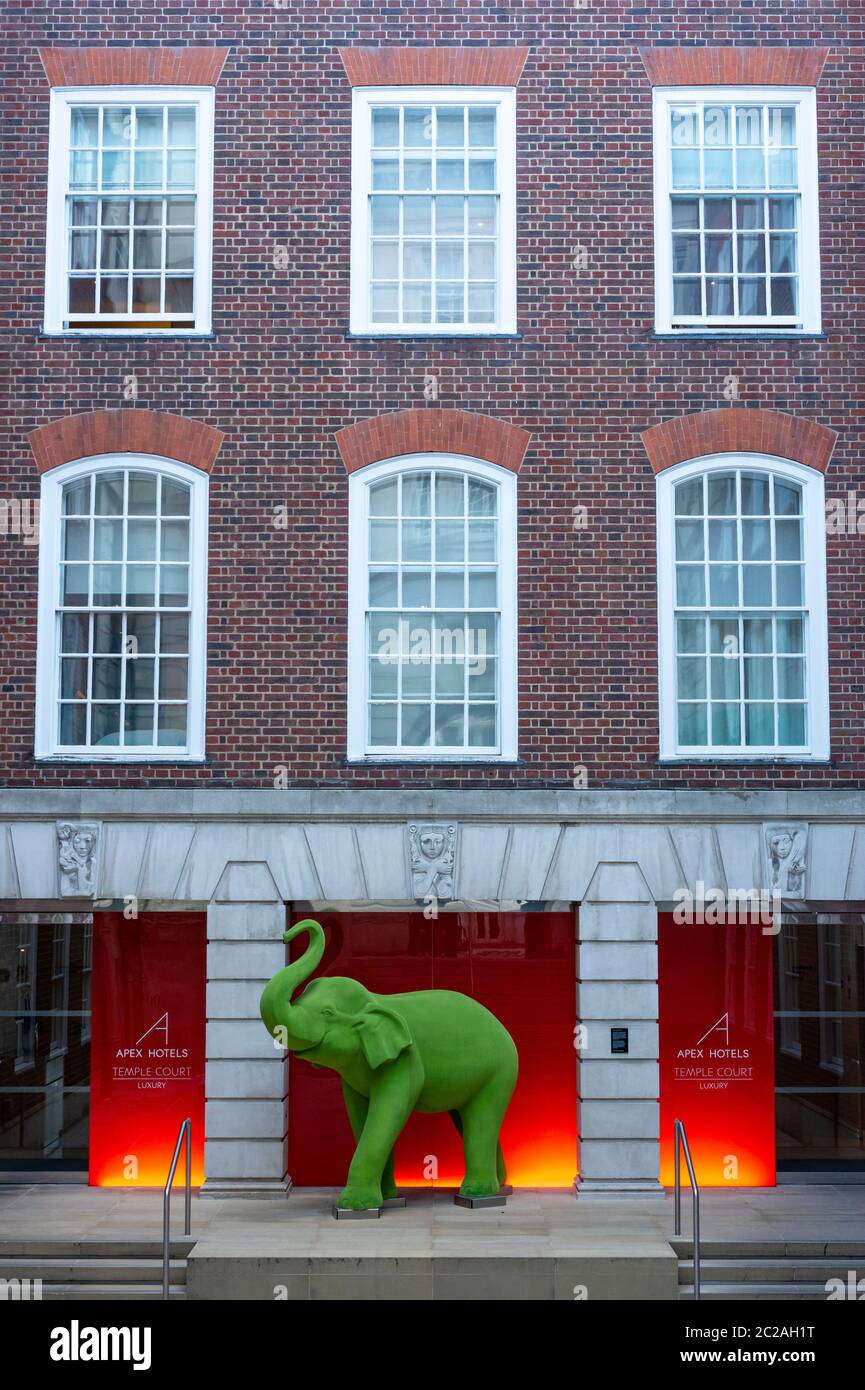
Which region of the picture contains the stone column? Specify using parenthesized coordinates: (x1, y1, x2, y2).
(200, 862, 290, 1197)
(577, 862, 662, 1197)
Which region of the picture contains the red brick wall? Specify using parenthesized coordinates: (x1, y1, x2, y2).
(2, 4, 864, 791)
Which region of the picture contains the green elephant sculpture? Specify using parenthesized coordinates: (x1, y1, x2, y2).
(260, 918, 519, 1211)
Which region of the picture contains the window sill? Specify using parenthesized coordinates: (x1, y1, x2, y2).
(41, 329, 215, 341)
(347, 329, 520, 341)
(653, 330, 825, 342)
(35, 754, 207, 765)
(346, 755, 522, 766)
(658, 755, 831, 765)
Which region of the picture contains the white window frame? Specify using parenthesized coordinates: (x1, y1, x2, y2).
(347, 453, 518, 760)
(35, 453, 208, 761)
(349, 86, 517, 336)
(652, 85, 821, 335)
(44, 85, 215, 336)
(657, 452, 829, 761)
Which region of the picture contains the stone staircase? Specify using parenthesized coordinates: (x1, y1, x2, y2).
(0, 1238, 194, 1301)
(674, 1240, 865, 1300)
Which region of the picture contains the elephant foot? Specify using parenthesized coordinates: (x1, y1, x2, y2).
(336, 1184, 383, 1212)
(459, 1176, 500, 1199)
(381, 1180, 399, 1201)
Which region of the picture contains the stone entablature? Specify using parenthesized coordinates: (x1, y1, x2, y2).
(0, 788, 861, 905)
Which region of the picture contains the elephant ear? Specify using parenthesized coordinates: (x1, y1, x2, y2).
(355, 1003, 412, 1070)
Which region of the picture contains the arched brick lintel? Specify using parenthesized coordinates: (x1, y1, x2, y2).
(38, 46, 230, 87)
(339, 46, 530, 88)
(27, 410, 224, 475)
(638, 46, 829, 87)
(641, 409, 836, 475)
(335, 409, 531, 475)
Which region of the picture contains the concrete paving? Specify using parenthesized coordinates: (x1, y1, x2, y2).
(2, 1183, 864, 1299)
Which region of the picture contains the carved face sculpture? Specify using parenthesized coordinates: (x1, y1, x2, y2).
(72, 830, 94, 860)
(771, 832, 793, 862)
(420, 831, 445, 861)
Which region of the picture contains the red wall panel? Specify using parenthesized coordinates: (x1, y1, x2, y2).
(659, 912, 776, 1187)
(287, 911, 577, 1188)
(90, 912, 206, 1187)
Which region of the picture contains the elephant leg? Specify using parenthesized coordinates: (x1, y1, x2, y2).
(341, 1080, 369, 1142)
(457, 1109, 507, 1186)
(339, 1055, 423, 1211)
(458, 1075, 514, 1199)
(343, 1082, 398, 1199)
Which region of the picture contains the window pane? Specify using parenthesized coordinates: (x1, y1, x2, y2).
(157, 706, 188, 746)
(745, 704, 774, 745)
(124, 703, 155, 745)
(707, 474, 736, 514)
(711, 656, 740, 699)
(676, 566, 704, 605)
(93, 519, 122, 561)
(778, 704, 806, 744)
(744, 657, 773, 699)
(61, 613, 90, 653)
(129, 473, 158, 514)
(124, 650, 153, 695)
(369, 703, 397, 746)
(401, 704, 431, 747)
(677, 617, 705, 653)
(94, 613, 124, 653)
(71, 108, 99, 146)
(677, 657, 706, 699)
(59, 704, 87, 745)
(708, 520, 736, 560)
(160, 479, 189, 516)
(92, 704, 121, 746)
(711, 703, 740, 745)
(468, 706, 496, 747)
(92, 565, 122, 606)
(402, 571, 431, 607)
(159, 614, 188, 654)
(675, 478, 704, 516)
(160, 566, 189, 607)
(678, 701, 707, 746)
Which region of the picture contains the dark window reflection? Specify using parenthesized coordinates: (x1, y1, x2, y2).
(774, 915, 865, 1166)
(0, 915, 91, 1169)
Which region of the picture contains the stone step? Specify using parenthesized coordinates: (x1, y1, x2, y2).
(0, 1239, 194, 1259)
(679, 1281, 836, 1301)
(0, 1258, 186, 1285)
(672, 1239, 865, 1259)
(678, 1257, 865, 1284)
(18, 1283, 187, 1301)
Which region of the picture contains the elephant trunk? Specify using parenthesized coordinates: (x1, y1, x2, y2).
(260, 918, 326, 1042)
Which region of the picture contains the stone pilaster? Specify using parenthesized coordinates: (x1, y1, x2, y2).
(577, 862, 662, 1197)
(200, 863, 290, 1198)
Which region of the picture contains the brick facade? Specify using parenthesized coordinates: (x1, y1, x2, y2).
(2, 5, 863, 791)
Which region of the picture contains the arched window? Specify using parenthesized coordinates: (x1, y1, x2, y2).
(36, 455, 207, 759)
(347, 454, 517, 759)
(657, 454, 828, 759)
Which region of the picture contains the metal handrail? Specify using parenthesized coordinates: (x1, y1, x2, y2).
(163, 1117, 192, 1301)
(673, 1117, 701, 1302)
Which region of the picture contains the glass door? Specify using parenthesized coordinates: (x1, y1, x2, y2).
(774, 914, 865, 1174)
(0, 913, 91, 1171)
